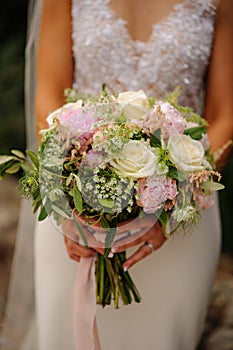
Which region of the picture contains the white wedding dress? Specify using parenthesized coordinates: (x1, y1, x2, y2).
(34, 0, 221, 349)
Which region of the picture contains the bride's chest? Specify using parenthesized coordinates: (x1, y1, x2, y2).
(72, 0, 216, 58)
(71, 0, 216, 103)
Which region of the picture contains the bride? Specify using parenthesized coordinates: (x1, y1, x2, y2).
(2, 0, 233, 349)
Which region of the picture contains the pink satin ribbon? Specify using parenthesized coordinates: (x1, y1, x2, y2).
(73, 256, 101, 350)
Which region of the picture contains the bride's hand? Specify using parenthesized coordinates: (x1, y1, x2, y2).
(62, 218, 104, 262)
(111, 220, 166, 271)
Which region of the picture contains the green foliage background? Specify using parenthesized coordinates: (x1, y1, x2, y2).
(0, 1, 28, 154)
(0, 1, 232, 254)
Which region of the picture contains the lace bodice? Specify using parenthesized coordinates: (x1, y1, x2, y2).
(72, 0, 216, 112)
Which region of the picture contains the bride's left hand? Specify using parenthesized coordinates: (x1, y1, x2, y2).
(111, 221, 166, 271)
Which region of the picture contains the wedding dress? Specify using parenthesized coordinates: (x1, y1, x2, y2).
(4, 1, 222, 350)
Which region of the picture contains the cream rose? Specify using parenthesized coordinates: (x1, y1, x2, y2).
(110, 140, 156, 179)
(168, 134, 205, 172)
(117, 90, 150, 120)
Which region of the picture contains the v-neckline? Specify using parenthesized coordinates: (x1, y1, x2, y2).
(106, 0, 188, 45)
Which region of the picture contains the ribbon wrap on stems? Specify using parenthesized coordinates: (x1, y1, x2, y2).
(74, 256, 101, 350)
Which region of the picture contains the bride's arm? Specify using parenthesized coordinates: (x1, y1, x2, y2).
(35, 0, 98, 261)
(204, 0, 233, 169)
(35, 0, 73, 131)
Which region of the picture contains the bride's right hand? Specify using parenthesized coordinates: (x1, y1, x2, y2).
(62, 218, 103, 262)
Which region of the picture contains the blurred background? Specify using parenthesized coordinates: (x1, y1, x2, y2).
(0, 1, 232, 349)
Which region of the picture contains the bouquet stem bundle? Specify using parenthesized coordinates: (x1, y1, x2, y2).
(96, 252, 141, 309)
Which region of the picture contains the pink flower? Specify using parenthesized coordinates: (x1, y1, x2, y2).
(137, 175, 177, 214)
(194, 190, 214, 210)
(145, 102, 186, 139)
(82, 150, 105, 168)
(59, 108, 95, 136)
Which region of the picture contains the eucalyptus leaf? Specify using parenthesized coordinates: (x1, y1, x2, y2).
(74, 186, 83, 213)
(200, 181, 225, 191)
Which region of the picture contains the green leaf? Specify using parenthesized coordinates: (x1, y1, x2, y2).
(98, 198, 114, 209)
(101, 217, 116, 257)
(33, 200, 42, 214)
(51, 205, 71, 219)
(73, 219, 88, 248)
(100, 216, 110, 229)
(167, 168, 186, 181)
(5, 163, 21, 174)
(21, 162, 33, 172)
(150, 129, 161, 147)
(11, 149, 26, 159)
(158, 210, 168, 226)
(184, 126, 207, 140)
(38, 205, 49, 221)
(0, 155, 15, 165)
(200, 181, 225, 191)
(26, 150, 40, 169)
(73, 186, 83, 213)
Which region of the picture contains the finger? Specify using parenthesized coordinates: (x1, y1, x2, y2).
(64, 236, 96, 261)
(68, 254, 81, 263)
(122, 243, 153, 271)
(112, 234, 147, 253)
(122, 233, 167, 271)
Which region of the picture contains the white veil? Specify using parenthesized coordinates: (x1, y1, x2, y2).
(0, 0, 43, 349)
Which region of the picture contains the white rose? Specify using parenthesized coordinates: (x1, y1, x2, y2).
(168, 134, 205, 172)
(46, 100, 83, 126)
(117, 90, 150, 120)
(110, 140, 156, 179)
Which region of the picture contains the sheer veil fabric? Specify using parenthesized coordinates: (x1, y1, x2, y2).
(0, 1, 42, 349)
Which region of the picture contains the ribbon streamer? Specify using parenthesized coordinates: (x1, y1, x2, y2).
(74, 256, 101, 350)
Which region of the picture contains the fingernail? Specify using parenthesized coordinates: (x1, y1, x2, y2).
(123, 265, 129, 272)
(108, 251, 114, 258)
(111, 247, 118, 253)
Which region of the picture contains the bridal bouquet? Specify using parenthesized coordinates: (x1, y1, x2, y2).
(0, 87, 224, 308)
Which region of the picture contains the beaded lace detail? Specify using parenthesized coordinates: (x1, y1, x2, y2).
(72, 0, 216, 112)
